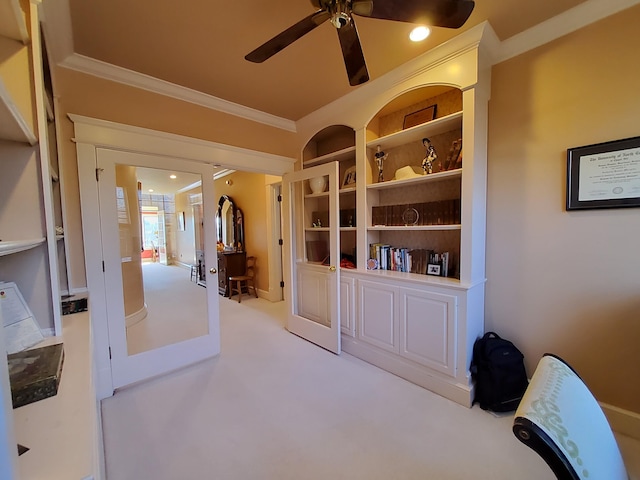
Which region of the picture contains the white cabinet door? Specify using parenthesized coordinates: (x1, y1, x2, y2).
(399, 287, 457, 376)
(340, 274, 355, 337)
(357, 279, 399, 353)
(282, 162, 341, 353)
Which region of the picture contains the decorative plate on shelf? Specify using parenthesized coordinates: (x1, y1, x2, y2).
(402, 207, 420, 226)
(367, 258, 379, 270)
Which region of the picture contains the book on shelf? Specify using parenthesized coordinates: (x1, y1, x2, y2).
(372, 199, 461, 227)
(369, 245, 452, 277)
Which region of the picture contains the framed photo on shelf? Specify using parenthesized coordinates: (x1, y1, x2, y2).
(427, 264, 441, 276)
(403, 104, 437, 129)
(342, 166, 357, 188)
(566, 136, 640, 210)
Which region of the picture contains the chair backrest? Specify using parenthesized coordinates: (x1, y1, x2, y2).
(245, 256, 256, 278)
(513, 354, 628, 480)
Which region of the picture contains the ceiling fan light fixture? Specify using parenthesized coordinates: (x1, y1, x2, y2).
(409, 25, 431, 42)
(331, 11, 350, 28)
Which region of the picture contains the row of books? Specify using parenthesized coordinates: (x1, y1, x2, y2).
(368, 244, 452, 277)
(371, 199, 461, 227)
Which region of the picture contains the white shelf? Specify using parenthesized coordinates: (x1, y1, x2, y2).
(339, 186, 356, 195)
(368, 225, 461, 231)
(0, 0, 29, 43)
(0, 35, 37, 144)
(0, 238, 45, 256)
(304, 190, 330, 199)
(303, 146, 356, 168)
(367, 168, 462, 190)
(304, 227, 356, 232)
(366, 111, 463, 151)
(361, 267, 463, 288)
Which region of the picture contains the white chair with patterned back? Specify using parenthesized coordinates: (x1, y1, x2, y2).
(513, 353, 631, 480)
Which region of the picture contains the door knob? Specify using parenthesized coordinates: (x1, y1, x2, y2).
(209, 268, 217, 274)
(329, 265, 336, 272)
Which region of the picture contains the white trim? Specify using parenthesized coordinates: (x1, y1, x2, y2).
(68, 114, 296, 176)
(496, 0, 640, 64)
(53, 96, 76, 294)
(125, 304, 148, 328)
(602, 402, 640, 441)
(60, 53, 297, 132)
(265, 182, 284, 303)
(30, 2, 63, 336)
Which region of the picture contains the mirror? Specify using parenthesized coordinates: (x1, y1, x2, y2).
(113, 164, 209, 356)
(216, 195, 244, 252)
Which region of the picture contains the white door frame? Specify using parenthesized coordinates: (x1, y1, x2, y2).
(265, 181, 284, 302)
(71, 114, 296, 399)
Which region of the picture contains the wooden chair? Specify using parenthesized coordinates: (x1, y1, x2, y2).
(513, 353, 631, 480)
(228, 256, 258, 303)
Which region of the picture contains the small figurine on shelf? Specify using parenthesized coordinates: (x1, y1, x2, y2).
(374, 145, 388, 182)
(422, 138, 437, 174)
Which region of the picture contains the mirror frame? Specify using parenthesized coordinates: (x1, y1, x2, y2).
(216, 195, 244, 252)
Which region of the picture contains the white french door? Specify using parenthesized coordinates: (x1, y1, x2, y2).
(96, 148, 220, 389)
(282, 162, 341, 353)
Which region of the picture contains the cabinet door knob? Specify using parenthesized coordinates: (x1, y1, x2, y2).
(209, 268, 217, 274)
(329, 265, 336, 272)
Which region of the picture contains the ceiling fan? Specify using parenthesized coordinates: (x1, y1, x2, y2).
(245, 0, 475, 86)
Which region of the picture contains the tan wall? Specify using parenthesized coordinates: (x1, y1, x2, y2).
(54, 68, 298, 291)
(486, 5, 640, 412)
(214, 171, 274, 294)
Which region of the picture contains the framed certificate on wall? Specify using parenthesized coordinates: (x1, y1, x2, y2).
(566, 136, 640, 210)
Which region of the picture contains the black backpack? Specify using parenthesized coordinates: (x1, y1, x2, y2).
(471, 332, 529, 412)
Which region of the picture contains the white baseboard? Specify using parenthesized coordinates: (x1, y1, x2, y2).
(602, 402, 640, 441)
(125, 304, 148, 328)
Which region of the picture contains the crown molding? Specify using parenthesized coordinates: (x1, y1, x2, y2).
(60, 53, 297, 133)
(496, 0, 640, 64)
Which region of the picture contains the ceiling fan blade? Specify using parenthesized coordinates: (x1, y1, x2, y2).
(337, 20, 369, 86)
(245, 11, 330, 63)
(356, 0, 475, 29)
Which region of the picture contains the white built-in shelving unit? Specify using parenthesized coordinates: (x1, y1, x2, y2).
(287, 22, 497, 407)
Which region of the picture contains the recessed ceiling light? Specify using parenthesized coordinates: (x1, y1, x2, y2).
(148, 189, 154, 192)
(169, 174, 177, 179)
(409, 26, 431, 42)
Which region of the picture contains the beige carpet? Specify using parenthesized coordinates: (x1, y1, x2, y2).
(127, 262, 208, 355)
(101, 296, 638, 479)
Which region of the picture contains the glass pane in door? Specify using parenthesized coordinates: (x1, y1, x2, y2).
(283, 161, 340, 354)
(113, 164, 209, 356)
